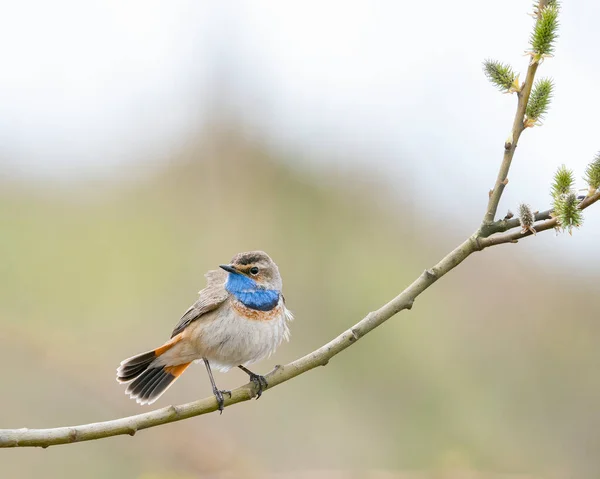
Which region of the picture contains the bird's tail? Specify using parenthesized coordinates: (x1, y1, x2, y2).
(116, 335, 191, 405)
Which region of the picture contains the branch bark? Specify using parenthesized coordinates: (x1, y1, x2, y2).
(482, 61, 538, 225)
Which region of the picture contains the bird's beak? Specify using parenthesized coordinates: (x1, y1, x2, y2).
(219, 264, 239, 274)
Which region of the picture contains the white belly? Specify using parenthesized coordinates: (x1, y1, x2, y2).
(155, 298, 293, 372)
(185, 298, 292, 372)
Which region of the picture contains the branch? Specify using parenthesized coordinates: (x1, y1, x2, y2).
(482, 64, 538, 225)
(480, 191, 600, 247)
(1, 235, 479, 448)
(480, 208, 552, 238)
(482, 0, 551, 225)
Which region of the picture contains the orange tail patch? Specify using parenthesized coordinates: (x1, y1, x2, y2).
(164, 362, 191, 377)
(154, 333, 184, 356)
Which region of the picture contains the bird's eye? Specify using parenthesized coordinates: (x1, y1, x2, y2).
(249, 267, 259, 275)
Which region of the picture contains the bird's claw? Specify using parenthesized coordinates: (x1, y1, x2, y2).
(249, 374, 268, 399)
(213, 388, 232, 414)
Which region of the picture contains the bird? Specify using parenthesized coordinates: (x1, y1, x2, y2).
(116, 251, 293, 412)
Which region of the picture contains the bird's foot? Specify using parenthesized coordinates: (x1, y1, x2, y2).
(213, 388, 232, 414)
(249, 374, 268, 399)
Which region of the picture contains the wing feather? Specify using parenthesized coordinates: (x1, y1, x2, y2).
(170, 269, 229, 338)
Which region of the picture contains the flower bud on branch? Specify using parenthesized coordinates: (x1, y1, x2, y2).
(584, 152, 600, 195)
(483, 60, 520, 93)
(518, 203, 537, 235)
(528, 4, 559, 63)
(524, 78, 554, 127)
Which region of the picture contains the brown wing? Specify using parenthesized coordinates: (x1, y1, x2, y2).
(170, 269, 229, 338)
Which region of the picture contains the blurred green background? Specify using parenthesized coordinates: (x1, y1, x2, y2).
(2, 124, 600, 479)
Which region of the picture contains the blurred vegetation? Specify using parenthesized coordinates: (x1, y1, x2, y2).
(1, 124, 600, 479)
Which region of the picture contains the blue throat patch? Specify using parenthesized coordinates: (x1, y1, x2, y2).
(225, 273, 280, 312)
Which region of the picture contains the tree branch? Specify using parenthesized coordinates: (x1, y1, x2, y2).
(480, 209, 552, 238)
(481, 0, 551, 226)
(482, 62, 538, 226)
(480, 191, 600, 248)
(0, 235, 479, 448)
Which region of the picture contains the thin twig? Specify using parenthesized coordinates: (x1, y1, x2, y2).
(481, 0, 550, 226)
(482, 63, 538, 226)
(480, 191, 600, 247)
(480, 209, 552, 238)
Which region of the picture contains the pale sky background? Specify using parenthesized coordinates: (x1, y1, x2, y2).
(1, 0, 599, 263)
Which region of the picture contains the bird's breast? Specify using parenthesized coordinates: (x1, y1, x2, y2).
(185, 297, 291, 371)
(231, 297, 283, 321)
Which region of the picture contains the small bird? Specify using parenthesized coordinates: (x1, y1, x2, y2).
(117, 251, 293, 411)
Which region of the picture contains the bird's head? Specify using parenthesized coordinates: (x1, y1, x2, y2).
(220, 250, 282, 293)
